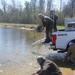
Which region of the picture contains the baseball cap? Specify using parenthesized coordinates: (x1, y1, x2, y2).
(37, 56, 44, 64)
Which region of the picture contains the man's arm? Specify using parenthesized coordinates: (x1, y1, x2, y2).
(32, 69, 41, 75)
(54, 15, 58, 21)
(32, 67, 47, 75)
(37, 63, 50, 75)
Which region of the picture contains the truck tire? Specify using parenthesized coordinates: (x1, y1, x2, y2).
(66, 40, 75, 52)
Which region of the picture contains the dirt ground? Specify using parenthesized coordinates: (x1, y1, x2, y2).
(0, 57, 75, 75)
(30, 59, 75, 75)
(0, 48, 75, 75)
(53, 59, 75, 75)
(1, 59, 74, 75)
(30, 49, 75, 75)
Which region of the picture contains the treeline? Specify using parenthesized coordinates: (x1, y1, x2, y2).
(0, 0, 75, 25)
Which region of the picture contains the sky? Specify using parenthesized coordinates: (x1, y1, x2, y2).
(54, 0, 69, 10)
(0, 0, 69, 10)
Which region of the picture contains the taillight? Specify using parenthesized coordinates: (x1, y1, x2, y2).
(52, 34, 56, 44)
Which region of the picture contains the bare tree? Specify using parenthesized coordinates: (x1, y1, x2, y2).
(64, 0, 75, 17)
(1, 0, 7, 12)
(59, 0, 63, 24)
(70, 0, 75, 17)
(38, 0, 45, 13)
(11, 0, 16, 8)
(46, 0, 53, 15)
(60, 0, 63, 12)
(30, 0, 37, 23)
(47, 0, 53, 11)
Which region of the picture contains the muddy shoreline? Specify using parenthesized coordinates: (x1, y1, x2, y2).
(0, 25, 37, 30)
(0, 25, 74, 75)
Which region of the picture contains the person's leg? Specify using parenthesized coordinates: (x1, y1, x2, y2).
(46, 30, 50, 40)
(54, 22, 57, 31)
(49, 25, 53, 41)
(49, 28, 52, 38)
(43, 29, 51, 43)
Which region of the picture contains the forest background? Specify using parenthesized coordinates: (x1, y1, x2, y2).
(0, 0, 75, 25)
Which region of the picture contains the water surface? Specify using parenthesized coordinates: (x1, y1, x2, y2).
(0, 27, 51, 75)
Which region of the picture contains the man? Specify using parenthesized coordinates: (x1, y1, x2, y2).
(64, 42, 75, 65)
(32, 57, 62, 75)
(50, 10, 58, 31)
(38, 13, 53, 43)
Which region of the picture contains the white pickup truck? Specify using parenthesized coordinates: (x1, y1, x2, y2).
(50, 18, 75, 53)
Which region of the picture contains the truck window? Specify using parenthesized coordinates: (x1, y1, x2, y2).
(68, 23, 75, 28)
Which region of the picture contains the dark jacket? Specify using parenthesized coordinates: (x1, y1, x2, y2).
(50, 15, 58, 23)
(37, 59, 62, 75)
(42, 16, 53, 30)
(50, 14, 58, 31)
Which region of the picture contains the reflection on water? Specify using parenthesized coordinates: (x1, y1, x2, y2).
(0, 28, 30, 58)
(0, 27, 40, 55)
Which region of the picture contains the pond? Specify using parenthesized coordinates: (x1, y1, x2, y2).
(0, 27, 73, 75)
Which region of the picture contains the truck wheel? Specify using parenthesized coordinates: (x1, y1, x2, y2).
(66, 40, 75, 52)
(58, 50, 67, 53)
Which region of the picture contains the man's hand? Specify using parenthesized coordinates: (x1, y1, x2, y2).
(32, 73, 37, 75)
(43, 27, 46, 32)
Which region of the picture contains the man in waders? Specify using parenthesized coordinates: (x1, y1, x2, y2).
(38, 13, 53, 43)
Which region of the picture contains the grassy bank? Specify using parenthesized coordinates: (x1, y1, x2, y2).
(0, 22, 65, 30)
(0, 22, 38, 28)
(57, 26, 65, 30)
